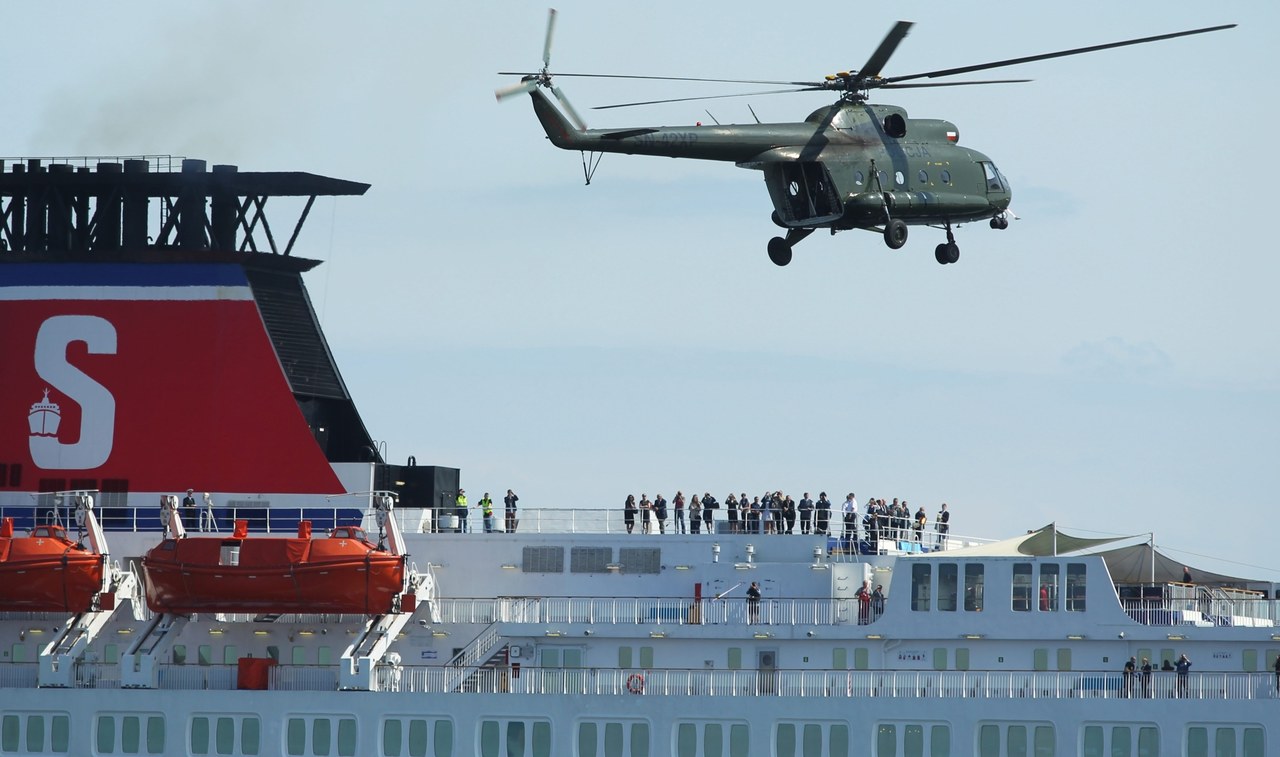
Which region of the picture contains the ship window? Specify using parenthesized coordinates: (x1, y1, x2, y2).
(292, 647, 307, 665)
(1215, 729, 1234, 757)
(1038, 565, 1059, 612)
(930, 725, 949, 757)
(1242, 649, 1257, 671)
(933, 648, 947, 671)
(804, 724, 823, 757)
(10, 643, 26, 663)
(1034, 726, 1054, 757)
(193, 717, 210, 754)
(223, 645, 238, 665)
(216, 718, 235, 755)
(677, 724, 696, 757)
(877, 724, 897, 757)
(705, 724, 723, 756)
(287, 719, 305, 756)
(383, 720, 401, 756)
(832, 724, 850, 757)
(604, 722, 621, 757)
(911, 564, 931, 611)
(105, 643, 119, 664)
(833, 648, 847, 669)
(854, 648, 869, 670)
(147, 717, 164, 754)
(1243, 728, 1263, 757)
(1066, 563, 1086, 611)
(2, 716, 17, 753)
(978, 725, 1000, 757)
(52, 715, 69, 753)
(507, 721, 525, 757)
(965, 564, 984, 612)
(1007, 725, 1026, 757)
(637, 722, 653, 757)
(938, 564, 957, 612)
(198, 645, 212, 666)
(243, 718, 260, 756)
(618, 647, 633, 669)
(956, 648, 970, 671)
(1138, 727, 1158, 757)
(318, 647, 332, 665)
(1033, 649, 1048, 671)
(313, 719, 331, 756)
(97, 716, 115, 754)
(1013, 563, 1033, 611)
(410, 719, 428, 757)
(1112, 727, 1131, 757)
(639, 647, 654, 669)
(1057, 648, 1072, 671)
(776, 723, 794, 756)
(337, 719, 356, 757)
(727, 647, 741, 670)
(172, 645, 187, 664)
(27, 715, 45, 753)
(904, 724, 924, 757)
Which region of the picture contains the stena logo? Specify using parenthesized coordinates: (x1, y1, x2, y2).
(28, 315, 117, 470)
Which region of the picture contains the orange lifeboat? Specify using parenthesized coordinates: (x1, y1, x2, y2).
(0, 517, 106, 613)
(142, 519, 406, 615)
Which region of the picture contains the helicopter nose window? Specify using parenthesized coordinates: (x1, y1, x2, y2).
(981, 162, 1007, 192)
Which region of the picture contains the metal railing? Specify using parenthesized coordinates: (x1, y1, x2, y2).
(434, 596, 863, 627)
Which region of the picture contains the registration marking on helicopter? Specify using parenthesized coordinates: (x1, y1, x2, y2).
(629, 131, 700, 147)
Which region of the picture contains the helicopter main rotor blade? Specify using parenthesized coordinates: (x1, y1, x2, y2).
(881, 23, 1235, 85)
(879, 79, 1031, 90)
(593, 87, 822, 110)
(542, 8, 558, 68)
(498, 71, 821, 87)
(857, 20, 914, 81)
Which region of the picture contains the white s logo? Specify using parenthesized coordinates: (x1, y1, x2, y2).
(29, 315, 117, 470)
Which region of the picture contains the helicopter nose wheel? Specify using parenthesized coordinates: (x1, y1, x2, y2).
(989, 215, 1009, 230)
(883, 218, 908, 249)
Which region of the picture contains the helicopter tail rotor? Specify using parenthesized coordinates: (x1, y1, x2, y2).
(495, 8, 588, 130)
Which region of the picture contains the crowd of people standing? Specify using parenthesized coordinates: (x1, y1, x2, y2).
(622, 491, 953, 548)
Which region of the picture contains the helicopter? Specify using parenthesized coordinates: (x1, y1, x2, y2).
(496, 12, 1233, 267)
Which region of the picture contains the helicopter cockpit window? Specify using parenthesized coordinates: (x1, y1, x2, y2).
(894, 171, 905, 187)
(854, 170, 864, 186)
(982, 162, 1007, 192)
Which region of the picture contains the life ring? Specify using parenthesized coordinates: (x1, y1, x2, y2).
(626, 673, 645, 695)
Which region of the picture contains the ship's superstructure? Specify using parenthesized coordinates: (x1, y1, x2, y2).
(1, 157, 1277, 757)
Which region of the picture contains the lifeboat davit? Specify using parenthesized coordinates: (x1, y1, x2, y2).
(0, 517, 107, 613)
(142, 519, 406, 615)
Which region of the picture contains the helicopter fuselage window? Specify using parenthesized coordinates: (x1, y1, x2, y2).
(940, 170, 952, 184)
(854, 170, 864, 186)
(917, 169, 928, 184)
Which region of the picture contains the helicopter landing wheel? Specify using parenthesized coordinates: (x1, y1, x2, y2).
(883, 218, 908, 250)
(935, 243, 949, 265)
(989, 216, 1008, 230)
(945, 242, 959, 264)
(767, 237, 793, 267)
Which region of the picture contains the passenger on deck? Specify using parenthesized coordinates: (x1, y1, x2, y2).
(689, 495, 701, 534)
(673, 491, 686, 534)
(1175, 654, 1191, 697)
(1141, 657, 1153, 698)
(653, 494, 668, 534)
(856, 580, 872, 624)
(913, 505, 926, 543)
(624, 495, 637, 534)
(1123, 656, 1136, 697)
(871, 584, 885, 620)
(935, 504, 950, 549)
(455, 490, 468, 533)
(842, 494, 858, 542)
(815, 492, 831, 535)
(798, 493, 814, 534)
(701, 492, 717, 533)
(639, 494, 653, 534)
(504, 489, 519, 533)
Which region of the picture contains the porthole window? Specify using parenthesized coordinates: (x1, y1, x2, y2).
(854, 170, 864, 186)
(940, 170, 951, 184)
(878, 170, 887, 186)
(894, 171, 905, 187)
(917, 169, 928, 184)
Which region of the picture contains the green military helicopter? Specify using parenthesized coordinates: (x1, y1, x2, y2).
(497, 12, 1232, 266)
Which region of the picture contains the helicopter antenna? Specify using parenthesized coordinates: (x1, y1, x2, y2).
(703, 110, 721, 126)
(747, 104, 762, 125)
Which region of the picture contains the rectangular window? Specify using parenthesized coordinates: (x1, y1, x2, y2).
(2, 716, 18, 753)
(1111, 726, 1131, 757)
(1013, 564, 1033, 611)
(198, 645, 212, 666)
(933, 648, 947, 671)
(97, 716, 116, 755)
(904, 725, 924, 757)
(1186, 727, 1207, 757)
(677, 724, 696, 757)
(242, 718, 260, 756)
(216, 717, 235, 756)
(1066, 563, 1086, 612)
(173, 645, 187, 665)
(1007, 725, 1027, 757)
(26, 714, 45, 754)
(1038, 565, 1059, 612)
(146, 717, 164, 754)
(52, 715, 70, 753)
(877, 724, 897, 757)
(931, 725, 950, 757)
(410, 720, 428, 757)
(532, 722, 551, 757)
(618, 647, 633, 669)
(777, 723, 796, 757)
(833, 648, 847, 669)
(1083, 726, 1103, 757)
(854, 648, 869, 670)
(979, 725, 999, 757)
(705, 724, 723, 757)
(912, 564, 931, 611)
(965, 564, 984, 612)
(192, 717, 210, 755)
(938, 564, 958, 612)
(313, 719, 331, 757)
(727, 724, 746, 757)
(803, 724, 822, 757)
(1033, 726, 1054, 757)
(606, 722, 623, 757)
(1215, 728, 1236, 757)
(576, 723, 596, 757)
(383, 719, 402, 757)
(1057, 648, 1072, 672)
(1241, 649, 1257, 671)
(955, 648, 970, 671)
(638, 647, 654, 669)
(832, 724, 850, 757)
(727, 647, 741, 670)
(1033, 648, 1049, 672)
(1137, 727, 1158, 757)
(1243, 728, 1263, 757)
(287, 719, 306, 756)
(292, 646, 307, 665)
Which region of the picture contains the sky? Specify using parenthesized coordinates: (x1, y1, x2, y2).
(3, 2, 1277, 581)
